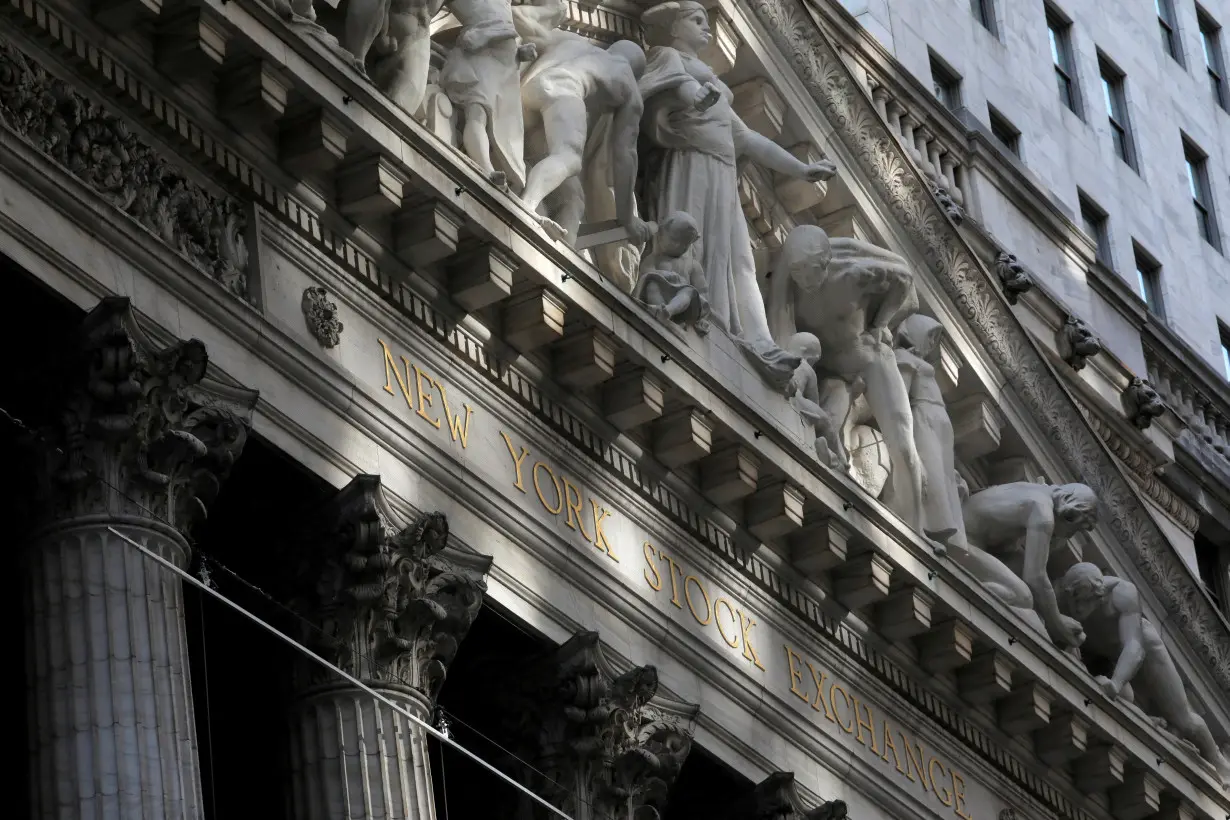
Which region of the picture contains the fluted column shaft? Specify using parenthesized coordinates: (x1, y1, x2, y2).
(288, 685, 435, 820)
(24, 520, 203, 820)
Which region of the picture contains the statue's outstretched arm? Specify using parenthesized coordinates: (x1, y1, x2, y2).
(829, 239, 918, 334)
(1109, 582, 1147, 693)
(511, 0, 565, 40)
(610, 94, 645, 233)
(1023, 506, 1074, 646)
(732, 115, 824, 178)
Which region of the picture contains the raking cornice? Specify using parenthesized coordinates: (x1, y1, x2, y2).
(749, 0, 1230, 688)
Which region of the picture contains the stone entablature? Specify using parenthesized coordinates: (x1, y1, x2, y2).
(2, 0, 1229, 818)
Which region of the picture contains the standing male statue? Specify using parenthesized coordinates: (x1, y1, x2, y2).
(961, 482, 1098, 648)
(1056, 563, 1230, 784)
(344, 0, 441, 116)
(440, 0, 536, 188)
(766, 225, 928, 541)
(510, 0, 654, 249)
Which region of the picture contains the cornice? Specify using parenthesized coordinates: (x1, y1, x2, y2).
(768, 0, 1230, 686)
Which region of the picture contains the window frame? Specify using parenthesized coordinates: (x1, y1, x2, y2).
(971, 0, 997, 35)
(1078, 193, 1112, 268)
(929, 51, 963, 111)
(1198, 7, 1228, 110)
(1132, 243, 1165, 317)
(1098, 53, 1136, 169)
(1157, 0, 1183, 63)
(987, 104, 1021, 157)
(1046, 5, 1082, 117)
(1184, 137, 1221, 250)
(1220, 323, 1230, 380)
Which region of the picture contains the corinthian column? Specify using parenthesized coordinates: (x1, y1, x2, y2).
(23, 297, 258, 820)
(288, 475, 491, 820)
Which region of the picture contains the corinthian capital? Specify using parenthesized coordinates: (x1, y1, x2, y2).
(34, 297, 257, 533)
(295, 475, 491, 699)
(507, 630, 699, 818)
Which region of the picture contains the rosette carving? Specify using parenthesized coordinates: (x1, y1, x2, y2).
(294, 475, 490, 699)
(33, 297, 256, 534)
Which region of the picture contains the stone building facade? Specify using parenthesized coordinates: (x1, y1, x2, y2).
(1, 0, 1228, 818)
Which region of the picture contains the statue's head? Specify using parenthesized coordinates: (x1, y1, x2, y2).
(1052, 483, 1098, 533)
(607, 39, 648, 78)
(642, 1, 711, 51)
(895, 314, 944, 362)
(1055, 562, 1107, 619)
(778, 225, 833, 294)
(787, 332, 822, 367)
(656, 211, 700, 256)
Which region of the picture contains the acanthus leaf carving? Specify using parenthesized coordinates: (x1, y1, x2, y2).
(0, 36, 250, 298)
(294, 475, 489, 700)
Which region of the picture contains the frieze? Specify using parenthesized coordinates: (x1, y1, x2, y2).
(756, 0, 1229, 687)
(0, 36, 250, 299)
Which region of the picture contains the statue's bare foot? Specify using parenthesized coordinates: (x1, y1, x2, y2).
(536, 215, 569, 243)
(651, 305, 673, 324)
(488, 170, 507, 189)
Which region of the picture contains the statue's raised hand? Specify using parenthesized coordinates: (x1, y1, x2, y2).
(1094, 675, 1121, 700)
(624, 216, 657, 246)
(803, 159, 837, 182)
(691, 82, 721, 112)
(516, 42, 538, 62)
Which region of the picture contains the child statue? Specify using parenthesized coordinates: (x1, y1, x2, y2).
(785, 332, 847, 468)
(632, 212, 710, 334)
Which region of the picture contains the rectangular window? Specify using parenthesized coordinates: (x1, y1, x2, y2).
(1079, 193, 1112, 267)
(971, 0, 996, 34)
(930, 52, 962, 111)
(1047, 6, 1081, 116)
(1133, 244, 1164, 316)
(1099, 55, 1136, 168)
(1199, 8, 1228, 109)
(1221, 325, 1230, 379)
(1184, 138, 1221, 249)
(1158, 0, 1183, 63)
(988, 105, 1021, 156)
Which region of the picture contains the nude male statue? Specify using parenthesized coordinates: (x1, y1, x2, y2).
(962, 482, 1098, 648)
(509, 0, 654, 246)
(344, 0, 441, 116)
(1056, 563, 1230, 783)
(767, 225, 929, 542)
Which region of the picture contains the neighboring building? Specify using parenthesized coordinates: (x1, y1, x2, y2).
(2, 0, 1229, 818)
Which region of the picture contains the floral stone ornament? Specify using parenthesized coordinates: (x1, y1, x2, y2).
(301, 286, 343, 348)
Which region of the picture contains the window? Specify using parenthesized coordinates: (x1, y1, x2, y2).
(930, 52, 962, 110)
(1199, 8, 1227, 109)
(987, 105, 1021, 156)
(1221, 325, 1230, 379)
(1157, 0, 1182, 63)
(1184, 138, 1221, 249)
(971, 0, 996, 34)
(1194, 531, 1229, 616)
(1079, 193, 1111, 267)
(1047, 6, 1081, 116)
(1132, 244, 1164, 315)
(1099, 55, 1135, 168)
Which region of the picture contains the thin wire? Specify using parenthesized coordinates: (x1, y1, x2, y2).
(108, 525, 577, 820)
(195, 582, 219, 820)
(437, 725, 450, 820)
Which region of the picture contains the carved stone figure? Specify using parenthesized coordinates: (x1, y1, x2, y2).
(511, 0, 654, 253)
(1122, 376, 1166, 430)
(994, 252, 1032, 305)
(301, 285, 344, 348)
(1057, 316, 1102, 371)
(345, 0, 443, 115)
(1055, 563, 1230, 783)
(505, 631, 698, 819)
(637, 1, 836, 388)
(894, 314, 966, 548)
(930, 181, 963, 225)
(785, 332, 845, 467)
(962, 482, 1098, 648)
(633, 211, 711, 333)
(767, 225, 929, 539)
(440, 0, 536, 188)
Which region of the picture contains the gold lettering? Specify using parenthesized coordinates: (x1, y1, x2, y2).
(880, 719, 906, 774)
(643, 542, 663, 590)
(411, 364, 441, 429)
(684, 576, 711, 625)
(805, 663, 834, 720)
(852, 697, 879, 754)
(829, 684, 854, 733)
(951, 771, 972, 820)
(663, 553, 685, 609)
(929, 758, 953, 807)
(436, 383, 474, 448)
(533, 462, 564, 514)
(900, 732, 931, 792)
(784, 645, 809, 703)
(379, 340, 414, 409)
(590, 500, 617, 561)
(562, 478, 592, 540)
(714, 599, 739, 648)
(738, 610, 766, 670)
(500, 432, 530, 493)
